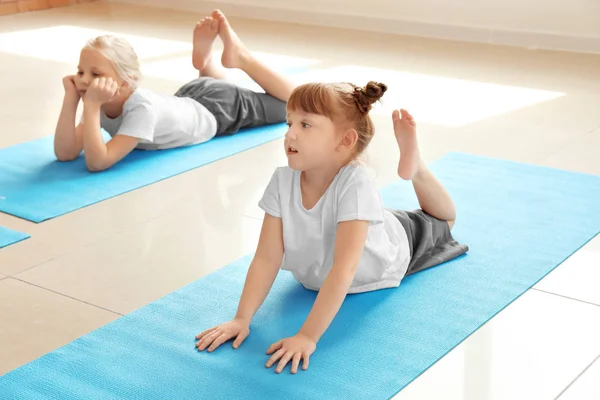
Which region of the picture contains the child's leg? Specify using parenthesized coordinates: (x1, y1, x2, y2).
(192, 16, 227, 80)
(393, 109, 456, 228)
(212, 10, 295, 102)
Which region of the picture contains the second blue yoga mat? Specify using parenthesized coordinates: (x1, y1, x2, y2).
(0, 226, 30, 248)
(0, 124, 286, 223)
(1, 153, 599, 399)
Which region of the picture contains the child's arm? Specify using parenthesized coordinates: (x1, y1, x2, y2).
(54, 76, 84, 161)
(81, 77, 140, 172)
(234, 213, 285, 323)
(298, 219, 369, 340)
(265, 219, 369, 374)
(82, 102, 139, 172)
(195, 213, 284, 352)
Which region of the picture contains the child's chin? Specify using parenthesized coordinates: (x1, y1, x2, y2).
(287, 159, 304, 171)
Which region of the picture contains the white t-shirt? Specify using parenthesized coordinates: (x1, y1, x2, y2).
(99, 88, 218, 150)
(258, 163, 411, 294)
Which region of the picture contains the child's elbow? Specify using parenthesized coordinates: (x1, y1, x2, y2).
(56, 154, 77, 162)
(85, 159, 110, 172)
(54, 149, 78, 162)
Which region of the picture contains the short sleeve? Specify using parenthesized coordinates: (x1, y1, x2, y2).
(115, 105, 158, 142)
(258, 169, 282, 218)
(336, 168, 384, 224)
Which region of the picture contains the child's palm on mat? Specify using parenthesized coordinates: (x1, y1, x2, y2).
(266, 334, 316, 374)
(195, 318, 250, 352)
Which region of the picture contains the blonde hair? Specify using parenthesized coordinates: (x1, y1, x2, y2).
(85, 35, 141, 89)
(287, 81, 387, 155)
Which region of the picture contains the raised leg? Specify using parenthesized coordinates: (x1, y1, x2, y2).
(192, 16, 227, 80)
(212, 10, 295, 102)
(393, 109, 456, 228)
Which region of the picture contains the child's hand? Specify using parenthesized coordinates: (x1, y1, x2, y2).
(265, 333, 316, 374)
(195, 318, 250, 352)
(84, 77, 119, 106)
(62, 75, 80, 101)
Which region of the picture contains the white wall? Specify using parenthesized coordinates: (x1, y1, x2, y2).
(214, 0, 600, 38)
(113, 0, 600, 54)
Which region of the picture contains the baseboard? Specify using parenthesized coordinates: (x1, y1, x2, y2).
(109, 0, 600, 55)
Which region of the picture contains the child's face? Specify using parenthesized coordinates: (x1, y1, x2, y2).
(284, 110, 340, 171)
(74, 47, 123, 99)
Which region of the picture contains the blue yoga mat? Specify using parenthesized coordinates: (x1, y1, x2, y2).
(0, 124, 287, 223)
(0, 226, 29, 249)
(1, 153, 599, 399)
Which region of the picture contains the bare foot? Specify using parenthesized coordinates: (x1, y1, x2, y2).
(192, 17, 219, 71)
(393, 109, 421, 180)
(211, 9, 251, 69)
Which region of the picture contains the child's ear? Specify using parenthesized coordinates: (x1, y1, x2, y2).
(119, 76, 134, 88)
(340, 128, 358, 150)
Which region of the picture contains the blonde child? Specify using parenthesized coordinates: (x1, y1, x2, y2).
(195, 81, 469, 374)
(54, 10, 295, 171)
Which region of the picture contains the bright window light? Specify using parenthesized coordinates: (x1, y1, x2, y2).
(293, 66, 565, 127)
(0, 25, 192, 63)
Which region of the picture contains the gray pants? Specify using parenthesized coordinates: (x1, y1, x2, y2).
(174, 77, 287, 135)
(390, 209, 469, 275)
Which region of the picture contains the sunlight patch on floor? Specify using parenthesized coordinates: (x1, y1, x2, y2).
(293, 66, 565, 126)
(0, 25, 192, 64)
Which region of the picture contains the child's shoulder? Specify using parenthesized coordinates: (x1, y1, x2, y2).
(122, 88, 152, 109)
(271, 165, 296, 182)
(121, 89, 170, 120)
(126, 87, 154, 103)
(124, 87, 170, 108)
(263, 166, 296, 197)
(338, 161, 377, 185)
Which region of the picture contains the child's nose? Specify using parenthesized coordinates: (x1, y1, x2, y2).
(285, 129, 296, 140)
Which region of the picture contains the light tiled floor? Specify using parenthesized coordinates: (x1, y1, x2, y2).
(394, 290, 600, 400)
(0, 278, 119, 372)
(558, 356, 600, 400)
(0, 1, 599, 398)
(535, 233, 600, 307)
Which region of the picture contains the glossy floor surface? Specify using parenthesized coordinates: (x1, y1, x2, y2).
(0, 2, 599, 398)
